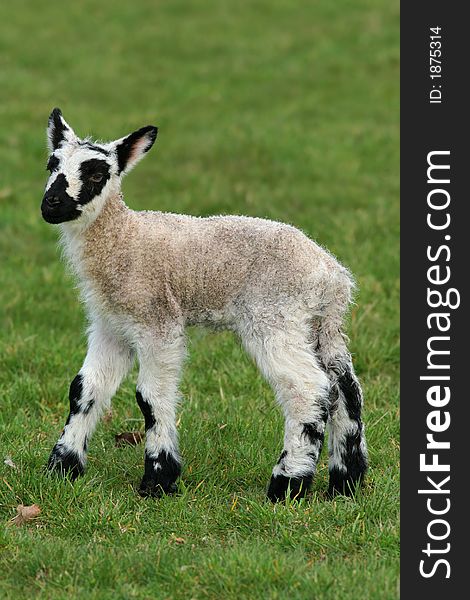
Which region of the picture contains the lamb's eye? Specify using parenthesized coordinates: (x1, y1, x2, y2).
(89, 173, 103, 183)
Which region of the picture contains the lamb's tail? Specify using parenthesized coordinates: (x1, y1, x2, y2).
(313, 266, 354, 374)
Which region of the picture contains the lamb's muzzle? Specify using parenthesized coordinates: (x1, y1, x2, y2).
(43, 108, 368, 501)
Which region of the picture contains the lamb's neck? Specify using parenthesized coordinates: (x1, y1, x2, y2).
(85, 192, 129, 241)
(59, 192, 130, 279)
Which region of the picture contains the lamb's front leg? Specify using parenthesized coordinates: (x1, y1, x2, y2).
(48, 321, 133, 479)
(135, 331, 186, 497)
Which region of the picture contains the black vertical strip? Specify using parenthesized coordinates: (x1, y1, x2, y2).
(401, 3, 467, 597)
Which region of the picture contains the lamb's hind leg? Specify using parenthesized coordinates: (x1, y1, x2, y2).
(242, 328, 330, 502)
(135, 329, 186, 498)
(48, 320, 133, 478)
(318, 323, 368, 496)
(326, 356, 368, 496)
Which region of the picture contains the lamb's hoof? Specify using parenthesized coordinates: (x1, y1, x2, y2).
(47, 445, 85, 481)
(267, 473, 312, 503)
(327, 467, 366, 498)
(138, 478, 178, 498)
(138, 451, 181, 498)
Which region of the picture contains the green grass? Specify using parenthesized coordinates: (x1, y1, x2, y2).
(0, 0, 399, 598)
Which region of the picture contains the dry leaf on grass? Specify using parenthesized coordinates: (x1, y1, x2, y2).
(172, 536, 186, 545)
(115, 431, 144, 447)
(4, 456, 17, 469)
(0, 187, 12, 200)
(11, 504, 41, 526)
(103, 410, 113, 424)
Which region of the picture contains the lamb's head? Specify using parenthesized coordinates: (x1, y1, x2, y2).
(41, 108, 158, 225)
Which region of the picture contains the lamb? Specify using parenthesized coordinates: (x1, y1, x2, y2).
(41, 108, 368, 501)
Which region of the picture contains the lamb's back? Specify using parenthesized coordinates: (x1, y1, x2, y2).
(133, 211, 348, 317)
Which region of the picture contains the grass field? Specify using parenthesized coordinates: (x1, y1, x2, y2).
(0, 1, 399, 598)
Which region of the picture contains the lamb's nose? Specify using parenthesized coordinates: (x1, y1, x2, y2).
(45, 195, 60, 207)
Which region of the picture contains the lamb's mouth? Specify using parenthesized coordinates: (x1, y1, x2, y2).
(42, 211, 81, 225)
(41, 199, 81, 224)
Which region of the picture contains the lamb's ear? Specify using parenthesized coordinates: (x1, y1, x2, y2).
(113, 126, 158, 176)
(47, 108, 77, 152)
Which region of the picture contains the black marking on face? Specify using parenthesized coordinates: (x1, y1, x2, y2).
(116, 126, 158, 175)
(47, 444, 85, 480)
(48, 108, 68, 151)
(46, 155, 59, 172)
(136, 390, 156, 431)
(267, 473, 312, 503)
(47, 172, 68, 195)
(301, 422, 325, 445)
(80, 141, 110, 156)
(139, 450, 181, 498)
(77, 159, 111, 205)
(42, 173, 81, 224)
(337, 368, 363, 422)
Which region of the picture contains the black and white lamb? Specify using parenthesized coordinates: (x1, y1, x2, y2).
(41, 108, 368, 501)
